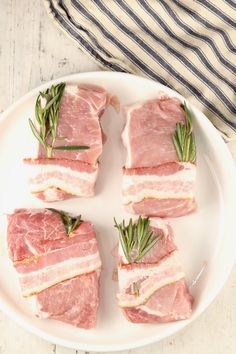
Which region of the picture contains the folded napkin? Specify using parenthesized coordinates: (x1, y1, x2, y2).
(43, 0, 236, 140)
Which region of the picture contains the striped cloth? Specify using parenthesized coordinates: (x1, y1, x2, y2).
(43, 0, 236, 139)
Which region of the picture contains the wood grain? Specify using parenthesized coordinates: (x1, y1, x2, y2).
(0, 1, 235, 353)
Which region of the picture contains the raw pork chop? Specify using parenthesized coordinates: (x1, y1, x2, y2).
(7, 208, 101, 329)
(27, 84, 117, 202)
(116, 218, 193, 323)
(122, 95, 196, 217)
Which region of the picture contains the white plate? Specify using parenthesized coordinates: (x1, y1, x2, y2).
(0, 72, 235, 352)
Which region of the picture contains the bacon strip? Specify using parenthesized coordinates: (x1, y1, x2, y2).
(24, 158, 98, 202)
(118, 252, 185, 307)
(122, 162, 196, 217)
(123, 280, 193, 323)
(15, 248, 101, 297)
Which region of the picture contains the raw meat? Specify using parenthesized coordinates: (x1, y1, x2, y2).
(122, 162, 196, 217)
(7, 208, 101, 328)
(126, 198, 196, 218)
(40, 84, 116, 164)
(118, 218, 176, 265)
(122, 96, 185, 168)
(27, 84, 117, 202)
(117, 218, 193, 323)
(24, 158, 98, 202)
(122, 280, 193, 323)
(30, 270, 100, 329)
(122, 95, 196, 217)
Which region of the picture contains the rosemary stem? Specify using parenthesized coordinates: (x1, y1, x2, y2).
(47, 146, 53, 158)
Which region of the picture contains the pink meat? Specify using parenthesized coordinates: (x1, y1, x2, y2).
(122, 96, 196, 218)
(119, 220, 176, 265)
(39, 85, 115, 165)
(24, 158, 98, 202)
(117, 218, 193, 323)
(122, 157, 196, 218)
(124, 181, 194, 196)
(8, 209, 65, 262)
(122, 96, 185, 168)
(8, 209, 95, 261)
(126, 198, 196, 218)
(26, 85, 117, 202)
(123, 280, 193, 323)
(34, 270, 100, 329)
(7, 209, 101, 328)
(25, 158, 98, 172)
(33, 189, 74, 202)
(123, 162, 187, 176)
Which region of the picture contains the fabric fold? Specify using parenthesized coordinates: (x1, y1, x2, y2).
(43, 0, 236, 139)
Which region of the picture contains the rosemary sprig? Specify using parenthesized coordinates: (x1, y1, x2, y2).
(172, 101, 196, 163)
(29, 82, 89, 158)
(114, 216, 162, 263)
(48, 208, 82, 235)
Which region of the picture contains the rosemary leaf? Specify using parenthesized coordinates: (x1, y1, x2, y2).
(172, 134, 182, 161)
(54, 145, 90, 151)
(29, 118, 46, 149)
(136, 217, 151, 256)
(70, 215, 82, 233)
(185, 135, 191, 161)
(44, 92, 60, 111)
(35, 100, 42, 125)
(138, 229, 152, 255)
(190, 137, 197, 163)
(176, 122, 184, 148)
(114, 218, 132, 263)
(184, 102, 192, 132)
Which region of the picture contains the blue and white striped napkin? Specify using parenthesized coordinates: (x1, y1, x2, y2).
(43, 0, 236, 140)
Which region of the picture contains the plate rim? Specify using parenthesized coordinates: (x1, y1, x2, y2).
(0, 71, 235, 352)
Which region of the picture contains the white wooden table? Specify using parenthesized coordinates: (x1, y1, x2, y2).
(0, 1, 235, 353)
